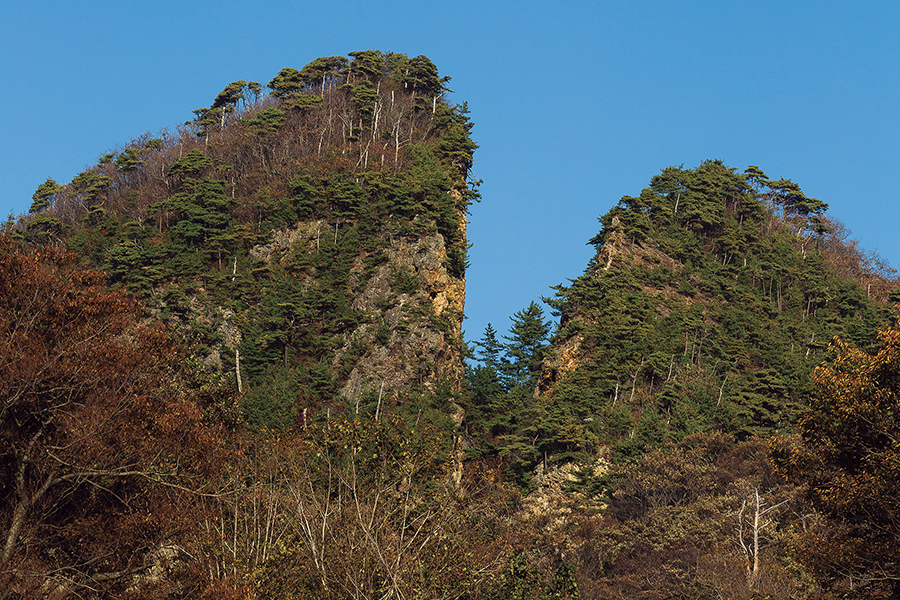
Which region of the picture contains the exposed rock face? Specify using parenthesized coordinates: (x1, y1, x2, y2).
(249, 206, 467, 405)
(249, 219, 328, 263)
(516, 458, 608, 546)
(537, 331, 583, 396)
(339, 232, 466, 400)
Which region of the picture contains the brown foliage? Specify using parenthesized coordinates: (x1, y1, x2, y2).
(774, 312, 900, 597)
(820, 218, 898, 304)
(31, 67, 454, 237)
(0, 237, 222, 597)
(564, 433, 807, 599)
(177, 423, 524, 600)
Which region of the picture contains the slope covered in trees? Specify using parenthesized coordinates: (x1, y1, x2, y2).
(546, 161, 894, 450)
(16, 50, 478, 427)
(5, 50, 900, 598)
(463, 160, 899, 598)
(467, 160, 895, 469)
(3, 50, 491, 598)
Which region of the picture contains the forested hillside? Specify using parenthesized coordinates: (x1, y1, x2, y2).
(470, 160, 894, 463)
(3, 50, 488, 599)
(464, 160, 900, 598)
(16, 50, 477, 421)
(3, 52, 900, 599)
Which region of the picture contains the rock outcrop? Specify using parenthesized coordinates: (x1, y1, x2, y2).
(248, 207, 467, 406)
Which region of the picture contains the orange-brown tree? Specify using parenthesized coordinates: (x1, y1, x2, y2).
(0, 237, 222, 598)
(775, 311, 900, 598)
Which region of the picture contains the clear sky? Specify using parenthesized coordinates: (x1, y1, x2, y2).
(1, 1, 898, 346)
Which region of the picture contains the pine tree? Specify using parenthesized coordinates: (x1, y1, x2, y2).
(502, 302, 551, 389)
(474, 323, 503, 371)
(29, 177, 60, 213)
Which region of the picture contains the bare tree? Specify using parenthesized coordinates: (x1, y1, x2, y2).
(734, 486, 789, 588)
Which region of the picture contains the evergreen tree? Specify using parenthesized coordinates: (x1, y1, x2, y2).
(114, 147, 144, 172)
(298, 55, 348, 90)
(267, 67, 305, 98)
(474, 323, 503, 370)
(29, 177, 60, 213)
(502, 302, 552, 389)
(212, 80, 247, 111)
(70, 170, 110, 206)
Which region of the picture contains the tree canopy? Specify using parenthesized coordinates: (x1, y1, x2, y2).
(775, 313, 900, 597)
(0, 239, 222, 596)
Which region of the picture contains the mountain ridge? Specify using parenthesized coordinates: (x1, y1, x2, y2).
(4, 52, 900, 599)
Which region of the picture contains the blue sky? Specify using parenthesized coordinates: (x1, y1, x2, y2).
(1, 1, 898, 346)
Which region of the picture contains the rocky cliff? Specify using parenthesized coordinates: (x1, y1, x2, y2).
(16, 51, 479, 427)
(246, 209, 468, 406)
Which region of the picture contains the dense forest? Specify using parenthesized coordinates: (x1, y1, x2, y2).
(3, 51, 900, 599)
